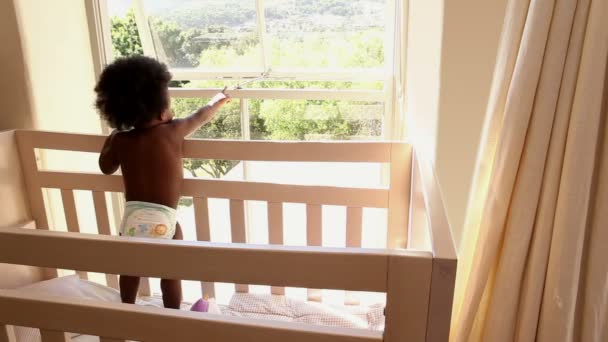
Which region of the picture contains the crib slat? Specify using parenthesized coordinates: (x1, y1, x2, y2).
(0, 325, 16, 342)
(40, 330, 69, 342)
(230, 199, 249, 293)
(268, 203, 283, 244)
(139, 277, 151, 297)
(230, 200, 247, 242)
(92, 192, 112, 236)
(60, 189, 87, 280)
(100, 338, 126, 342)
(306, 204, 322, 245)
(194, 197, 215, 298)
(268, 202, 285, 295)
(92, 191, 119, 290)
(61, 190, 79, 233)
(346, 207, 363, 247)
(345, 207, 363, 305)
(194, 197, 211, 241)
(306, 204, 322, 302)
(15, 132, 50, 229)
(201, 280, 215, 300)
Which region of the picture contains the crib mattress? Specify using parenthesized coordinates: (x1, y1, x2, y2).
(133, 292, 385, 330)
(221, 292, 385, 330)
(10, 276, 385, 341)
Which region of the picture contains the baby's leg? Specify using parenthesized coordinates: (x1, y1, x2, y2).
(119, 230, 140, 304)
(161, 222, 183, 309)
(119, 275, 140, 304)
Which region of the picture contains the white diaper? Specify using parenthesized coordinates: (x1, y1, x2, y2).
(119, 201, 176, 239)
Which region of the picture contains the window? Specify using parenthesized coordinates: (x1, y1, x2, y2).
(97, 0, 397, 303)
(103, 0, 396, 186)
(105, 0, 395, 147)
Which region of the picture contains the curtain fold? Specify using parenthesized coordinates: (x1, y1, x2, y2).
(450, 0, 608, 340)
(579, 79, 608, 341)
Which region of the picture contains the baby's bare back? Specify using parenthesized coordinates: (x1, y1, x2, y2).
(116, 124, 183, 208)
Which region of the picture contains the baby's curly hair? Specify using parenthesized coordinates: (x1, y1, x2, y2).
(95, 56, 172, 130)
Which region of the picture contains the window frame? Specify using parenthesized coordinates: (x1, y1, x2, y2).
(88, 0, 398, 183)
(93, 0, 397, 139)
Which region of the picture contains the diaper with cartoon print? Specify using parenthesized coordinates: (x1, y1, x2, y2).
(120, 201, 176, 239)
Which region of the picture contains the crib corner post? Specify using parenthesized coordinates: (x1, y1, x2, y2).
(414, 147, 458, 342)
(1, 325, 16, 342)
(425, 258, 457, 342)
(384, 252, 433, 342)
(14, 130, 58, 280)
(14, 130, 49, 231)
(387, 143, 412, 249)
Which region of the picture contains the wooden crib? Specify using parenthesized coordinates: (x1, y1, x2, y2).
(0, 130, 456, 342)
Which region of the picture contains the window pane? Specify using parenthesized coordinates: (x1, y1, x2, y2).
(108, 0, 389, 71)
(107, 0, 144, 58)
(248, 99, 384, 141)
(246, 161, 386, 187)
(265, 0, 388, 69)
(142, 0, 261, 69)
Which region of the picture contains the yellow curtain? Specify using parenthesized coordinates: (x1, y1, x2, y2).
(450, 0, 608, 341)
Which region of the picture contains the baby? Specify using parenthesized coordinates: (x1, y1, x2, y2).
(95, 56, 231, 309)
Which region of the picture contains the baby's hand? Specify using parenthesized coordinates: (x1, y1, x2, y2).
(210, 87, 232, 107)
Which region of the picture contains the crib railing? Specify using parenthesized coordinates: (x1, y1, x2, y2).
(0, 227, 431, 342)
(1, 290, 383, 342)
(14, 130, 412, 299)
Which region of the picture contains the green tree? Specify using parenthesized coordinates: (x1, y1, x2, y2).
(110, 10, 143, 57)
(150, 18, 199, 68)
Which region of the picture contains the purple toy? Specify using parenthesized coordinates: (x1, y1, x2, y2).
(190, 298, 210, 312)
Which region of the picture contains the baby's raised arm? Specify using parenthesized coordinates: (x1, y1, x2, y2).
(172, 88, 231, 138)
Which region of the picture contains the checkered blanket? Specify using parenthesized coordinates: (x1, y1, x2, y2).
(221, 293, 385, 330)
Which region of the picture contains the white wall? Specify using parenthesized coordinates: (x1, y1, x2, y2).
(0, 0, 35, 131)
(0, 131, 31, 227)
(13, 0, 100, 135)
(406, 0, 508, 251)
(405, 0, 445, 161)
(436, 0, 508, 249)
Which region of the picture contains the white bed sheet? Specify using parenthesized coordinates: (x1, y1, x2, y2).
(9, 276, 385, 341)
